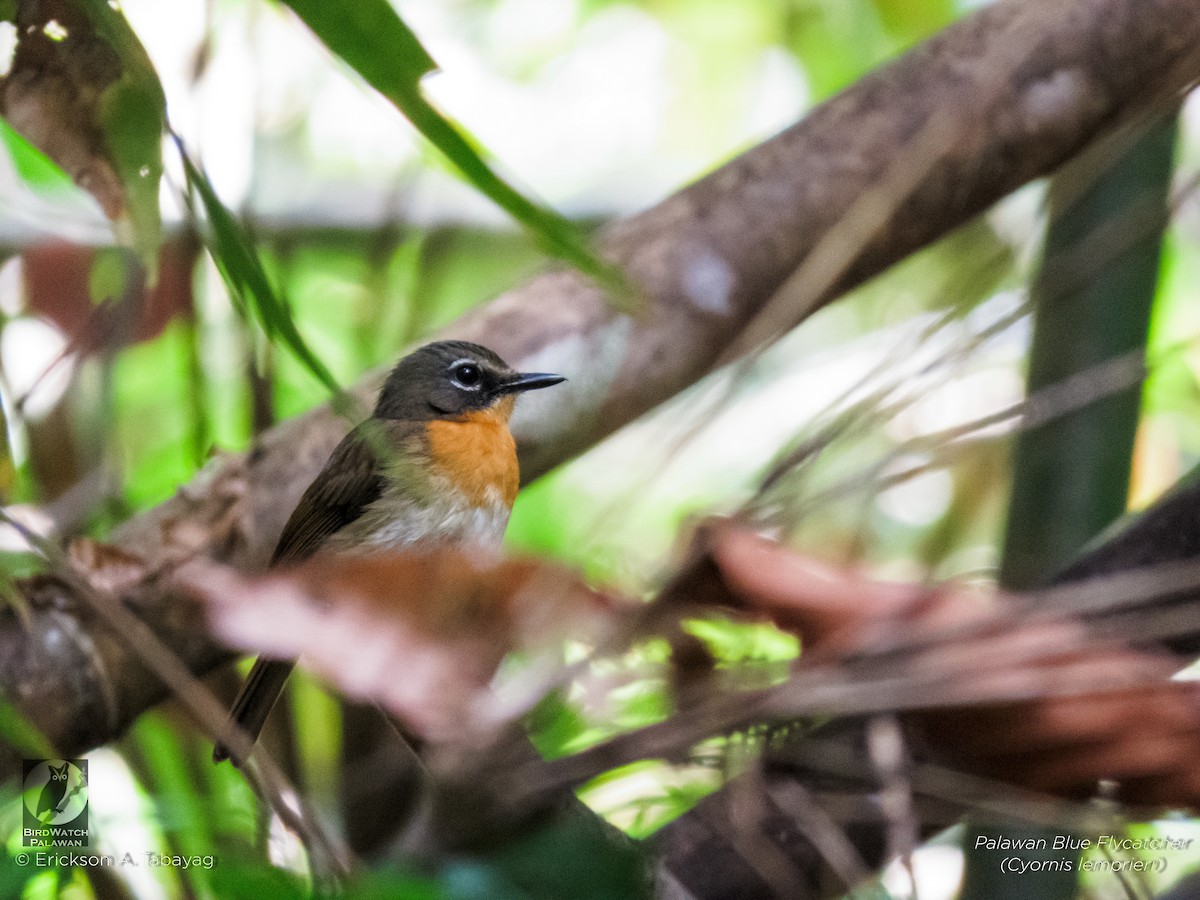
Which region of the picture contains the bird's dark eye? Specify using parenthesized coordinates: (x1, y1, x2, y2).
(452, 362, 482, 388)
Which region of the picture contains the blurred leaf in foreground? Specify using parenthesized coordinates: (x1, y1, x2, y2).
(277, 0, 632, 310)
(177, 143, 341, 396)
(188, 551, 617, 741)
(0, 693, 55, 759)
(0, 116, 74, 190)
(446, 819, 647, 900)
(0, 0, 165, 275)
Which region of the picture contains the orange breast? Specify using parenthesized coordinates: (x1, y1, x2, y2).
(425, 400, 519, 509)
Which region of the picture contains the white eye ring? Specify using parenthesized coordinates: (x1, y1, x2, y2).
(450, 359, 483, 390)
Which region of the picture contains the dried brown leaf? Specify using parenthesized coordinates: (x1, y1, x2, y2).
(186, 550, 617, 740)
(2, 2, 124, 215)
(66, 536, 148, 594)
(708, 524, 1200, 805)
(0, 0, 164, 269)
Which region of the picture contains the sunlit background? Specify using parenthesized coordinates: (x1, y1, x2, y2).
(1, 0, 1200, 896)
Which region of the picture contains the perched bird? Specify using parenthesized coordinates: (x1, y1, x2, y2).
(35, 762, 70, 822)
(213, 340, 564, 764)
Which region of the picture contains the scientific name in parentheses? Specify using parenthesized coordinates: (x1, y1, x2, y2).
(975, 834, 1196, 851)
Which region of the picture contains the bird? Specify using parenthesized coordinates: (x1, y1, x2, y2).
(35, 762, 70, 822)
(213, 340, 564, 764)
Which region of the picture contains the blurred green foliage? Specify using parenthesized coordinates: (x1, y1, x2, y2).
(180, 146, 344, 397)
(279, 0, 627, 302)
(0, 123, 74, 192)
(79, 0, 167, 273)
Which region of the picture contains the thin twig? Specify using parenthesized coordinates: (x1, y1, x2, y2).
(0, 509, 353, 882)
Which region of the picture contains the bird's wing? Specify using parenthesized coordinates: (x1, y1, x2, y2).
(217, 422, 417, 764)
(270, 423, 389, 566)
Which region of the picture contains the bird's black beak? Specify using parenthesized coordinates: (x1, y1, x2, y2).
(496, 372, 566, 395)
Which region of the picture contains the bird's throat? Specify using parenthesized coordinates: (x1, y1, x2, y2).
(424, 402, 520, 509)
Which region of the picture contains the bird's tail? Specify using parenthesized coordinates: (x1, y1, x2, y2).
(213, 658, 296, 765)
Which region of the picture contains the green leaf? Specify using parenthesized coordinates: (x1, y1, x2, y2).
(0, 691, 56, 758)
(88, 247, 130, 303)
(0, 0, 165, 274)
(277, 0, 633, 311)
(527, 690, 592, 759)
(73, 0, 166, 275)
(277, 0, 436, 96)
(177, 141, 343, 397)
(785, 0, 892, 100)
(345, 867, 447, 900)
(132, 715, 220, 897)
(870, 0, 956, 41)
(684, 616, 799, 666)
(208, 861, 310, 900)
(0, 119, 74, 190)
(466, 818, 649, 900)
(100, 74, 166, 275)
(0, 852, 47, 899)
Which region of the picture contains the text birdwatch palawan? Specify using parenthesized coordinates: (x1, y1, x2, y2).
(213, 340, 564, 764)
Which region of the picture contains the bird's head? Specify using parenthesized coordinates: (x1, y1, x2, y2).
(374, 340, 564, 421)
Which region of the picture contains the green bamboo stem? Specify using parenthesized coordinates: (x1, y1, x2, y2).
(960, 114, 1178, 900)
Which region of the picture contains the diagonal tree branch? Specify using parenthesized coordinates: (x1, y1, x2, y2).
(1, 0, 1198, 773)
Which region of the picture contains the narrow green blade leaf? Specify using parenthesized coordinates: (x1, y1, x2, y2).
(100, 75, 166, 274)
(79, 0, 166, 275)
(177, 141, 342, 396)
(55, 0, 166, 274)
(278, 0, 633, 310)
(276, 0, 436, 96)
(0, 691, 56, 759)
(0, 118, 75, 190)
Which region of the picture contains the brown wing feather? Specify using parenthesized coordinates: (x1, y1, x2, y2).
(270, 425, 387, 566)
(216, 422, 397, 764)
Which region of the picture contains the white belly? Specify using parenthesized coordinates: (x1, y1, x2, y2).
(324, 479, 511, 554)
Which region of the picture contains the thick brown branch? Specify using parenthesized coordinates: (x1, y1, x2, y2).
(1, 0, 1198, 770)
